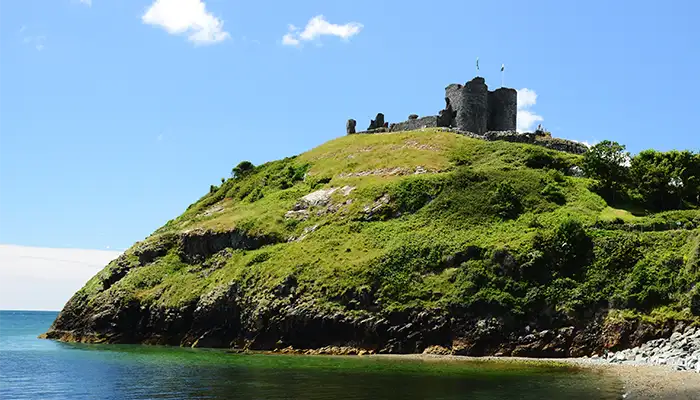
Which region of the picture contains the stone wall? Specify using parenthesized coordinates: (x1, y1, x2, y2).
(444, 84, 463, 129)
(389, 116, 438, 132)
(487, 88, 517, 131)
(481, 131, 589, 154)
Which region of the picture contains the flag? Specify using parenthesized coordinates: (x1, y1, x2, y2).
(501, 64, 505, 72)
(476, 57, 479, 71)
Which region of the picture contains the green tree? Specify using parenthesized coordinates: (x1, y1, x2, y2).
(582, 140, 630, 202)
(630, 150, 700, 210)
(231, 161, 255, 179)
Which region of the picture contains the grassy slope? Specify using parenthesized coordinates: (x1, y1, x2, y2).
(78, 129, 700, 325)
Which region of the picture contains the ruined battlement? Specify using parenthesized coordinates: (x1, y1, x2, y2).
(347, 76, 517, 135)
(346, 76, 587, 155)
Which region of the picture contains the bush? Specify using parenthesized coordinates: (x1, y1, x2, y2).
(541, 183, 566, 205)
(391, 176, 444, 214)
(533, 219, 593, 279)
(492, 181, 522, 219)
(232, 161, 255, 179)
(620, 258, 681, 311)
(524, 148, 571, 171)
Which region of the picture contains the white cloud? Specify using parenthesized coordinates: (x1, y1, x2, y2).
(282, 15, 363, 47)
(79, 0, 92, 6)
(22, 33, 46, 51)
(142, 0, 230, 45)
(516, 88, 544, 133)
(157, 133, 164, 141)
(517, 88, 538, 109)
(0, 244, 122, 311)
(282, 33, 300, 46)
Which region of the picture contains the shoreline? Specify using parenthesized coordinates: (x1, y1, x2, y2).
(370, 353, 700, 399)
(43, 334, 700, 398)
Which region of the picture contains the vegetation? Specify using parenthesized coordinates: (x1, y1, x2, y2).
(583, 141, 700, 212)
(79, 129, 700, 327)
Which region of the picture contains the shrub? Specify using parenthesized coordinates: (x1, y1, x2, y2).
(620, 257, 682, 311)
(541, 183, 566, 205)
(524, 148, 571, 171)
(532, 219, 593, 280)
(391, 176, 444, 214)
(232, 161, 255, 179)
(492, 181, 522, 219)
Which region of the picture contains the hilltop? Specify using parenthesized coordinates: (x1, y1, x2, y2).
(43, 128, 700, 357)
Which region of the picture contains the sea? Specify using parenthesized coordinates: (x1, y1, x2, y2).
(0, 310, 623, 399)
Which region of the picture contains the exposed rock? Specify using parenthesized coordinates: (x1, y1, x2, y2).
(362, 193, 391, 220)
(569, 165, 585, 177)
(291, 186, 355, 211)
(408, 114, 419, 120)
(295, 187, 340, 209)
(179, 229, 281, 264)
(286, 186, 356, 221)
(598, 326, 700, 372)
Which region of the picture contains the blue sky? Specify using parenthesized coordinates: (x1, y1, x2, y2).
(1, 0, 699, 256)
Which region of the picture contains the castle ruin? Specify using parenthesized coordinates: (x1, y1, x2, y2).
(348, 76, 517, 135)
(346, 76, 589, 155)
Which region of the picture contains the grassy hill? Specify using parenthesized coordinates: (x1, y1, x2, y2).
(44, 129, 700, 356)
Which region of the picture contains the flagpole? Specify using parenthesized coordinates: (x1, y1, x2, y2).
(501, 64, 505, 87)
(501, 64, 506, 87)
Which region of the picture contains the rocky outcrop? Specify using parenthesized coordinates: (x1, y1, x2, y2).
(179, 229, 281, 264)
(43, 267, 690, 360)
(597, 325, 700, 372)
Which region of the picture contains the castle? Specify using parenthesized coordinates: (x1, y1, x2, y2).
(347, 76, 517, 135)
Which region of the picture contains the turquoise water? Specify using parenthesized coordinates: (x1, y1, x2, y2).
(0, 310, 622, 399)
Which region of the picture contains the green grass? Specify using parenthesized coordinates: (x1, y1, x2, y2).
(77, 128, 700, 325)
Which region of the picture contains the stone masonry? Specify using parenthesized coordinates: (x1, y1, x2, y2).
(350, 77, 517, 136)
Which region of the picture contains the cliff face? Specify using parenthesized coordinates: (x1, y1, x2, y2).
(44, 129, 700, 357)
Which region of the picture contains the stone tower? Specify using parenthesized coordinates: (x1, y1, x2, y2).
(444, 77, 517, 134)
(488, 87, 518, 131)
(446, 77, 489, 135)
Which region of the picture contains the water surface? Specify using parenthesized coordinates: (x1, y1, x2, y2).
(0, 310, 622, 399)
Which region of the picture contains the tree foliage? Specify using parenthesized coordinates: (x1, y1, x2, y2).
(630, 150, 700, 211)
(582, 140, 630, 202)
(231, 161, 255, 179)
(583, 141, 699, 211)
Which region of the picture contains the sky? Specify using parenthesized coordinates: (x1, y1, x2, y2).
(0, 0, 698, 310)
